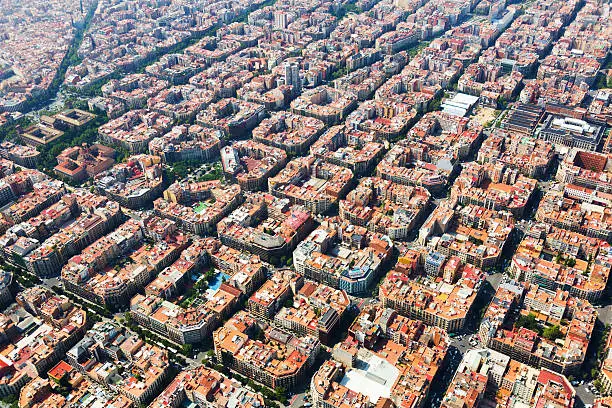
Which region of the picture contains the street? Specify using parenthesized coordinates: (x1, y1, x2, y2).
(575, 383, 596, 407)
(15, 128, 601, 408)
(288, 392, 308, 408)
(486, 272, 504, 291)
(596, 303, 612, 326)
(572, 300, 612, 406)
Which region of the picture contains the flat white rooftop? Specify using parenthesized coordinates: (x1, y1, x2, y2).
(339, 354, 399, 403)
(442, 93, 479, 117)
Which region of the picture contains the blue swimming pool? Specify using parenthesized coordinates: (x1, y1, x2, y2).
(208, 272, 230, 291)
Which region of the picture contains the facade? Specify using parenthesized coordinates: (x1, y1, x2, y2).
(293, 218, 393, 295)
(213, 311, 320, 390)
(539, 115, 605, 151)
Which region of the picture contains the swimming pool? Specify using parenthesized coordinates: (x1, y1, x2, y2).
(208, 271, 230, 291)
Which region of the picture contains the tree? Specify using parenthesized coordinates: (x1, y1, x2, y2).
(11, 253, 26, 268)
(181, 343, 193, 355)
(274, 386, 287, 403)
(255, 327, 266, 341)
(565, 258, 576, 267)
(515, 313, 540, 333)
(214, 363, 228, 375)
(125, 312, 135, 326)
(542, 325, 563, 341)
(594, 379, 603, 393)
(1, 393, 19, 408)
